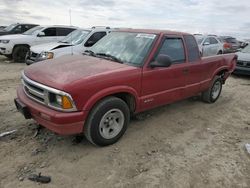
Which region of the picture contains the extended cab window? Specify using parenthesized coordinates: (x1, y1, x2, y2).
(43, 28, 57, 36)
(57, 28, 75, 36)
(85, 32, 107, 47)
(157, 38, 185, 64)
(184, 35, 200, 62)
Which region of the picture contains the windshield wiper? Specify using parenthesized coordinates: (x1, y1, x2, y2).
(83, 50, 96, 57)
(95, 53, 123, 64)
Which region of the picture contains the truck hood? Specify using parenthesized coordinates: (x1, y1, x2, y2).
(31, 42, 72, 53)
(0, 34, 32, 40)
(236, 52, 250, 61)
(24, 55, 137, 90)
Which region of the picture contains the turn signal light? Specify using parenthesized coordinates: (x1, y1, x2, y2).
(62, 96, 73, 109)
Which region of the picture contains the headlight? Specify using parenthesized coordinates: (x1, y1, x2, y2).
(49, 93, 75, 110)
(40, 51, 54, 60)
(0, 40, 10, 44)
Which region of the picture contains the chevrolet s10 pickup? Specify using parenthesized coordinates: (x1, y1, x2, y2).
(15, 29, 237, 146)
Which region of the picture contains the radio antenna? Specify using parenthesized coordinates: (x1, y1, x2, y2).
(69, 9, 73, 55)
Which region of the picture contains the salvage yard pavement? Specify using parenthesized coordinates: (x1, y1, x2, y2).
(0, 55, 250, 188)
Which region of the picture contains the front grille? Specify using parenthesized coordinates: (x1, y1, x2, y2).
(31, 52, 38, 58)
(237, 60, 250, 68)
(22, 75, 47, 105)
(21, 72, 77, 112)
(28, 51, 39, 60)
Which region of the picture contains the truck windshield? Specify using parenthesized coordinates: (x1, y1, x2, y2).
(60, 29, 90, 45)
(90, 32, 156, 66)
(23, 26, 44, 35)
(3, 23, 18, 32)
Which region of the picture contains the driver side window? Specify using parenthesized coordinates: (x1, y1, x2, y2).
(157, 38, 186, 64)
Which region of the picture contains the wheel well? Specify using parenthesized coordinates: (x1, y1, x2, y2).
(216, 69, 228, 83)
(217, 69, 228, 77)
(113, 92, 136, 113)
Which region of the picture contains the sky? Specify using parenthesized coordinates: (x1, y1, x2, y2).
(0, 0, 249, 39)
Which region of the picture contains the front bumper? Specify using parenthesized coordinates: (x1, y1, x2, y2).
(16, 86, 87, 135)
(0, 43, 13, 55)
(233, 66, 250, 76)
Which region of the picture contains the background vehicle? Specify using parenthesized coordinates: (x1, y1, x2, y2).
(0, 23, 38, 36)
(0, 25, 76, 62)
(195, 35, 223, 57)
(15, 29, 237, 146)
(0, 26, 6, 30)
(26, 26, 112, 65)
(234, 45, 250, 75)
(219, 36, 240, 53)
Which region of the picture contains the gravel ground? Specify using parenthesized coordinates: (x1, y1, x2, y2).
(0, 55, 249, 188)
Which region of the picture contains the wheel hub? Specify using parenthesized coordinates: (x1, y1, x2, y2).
(99, 109, 125, 139)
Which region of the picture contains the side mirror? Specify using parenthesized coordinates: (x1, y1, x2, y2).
(150, 54, 172, 68)
(203, 42, 210, 46)
(37, 31, 45, 37)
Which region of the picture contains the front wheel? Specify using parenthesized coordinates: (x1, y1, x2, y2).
(84, 97, 130, 146)
(202, 76, 222, 103)
(12, 45, 29, 63)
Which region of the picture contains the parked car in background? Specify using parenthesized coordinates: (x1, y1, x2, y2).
(219, 36, 240, 53)
(195, 35, 223, 57)
(0, 26, 6, 30)
(15, 29, 237, 146)
(234, 45, 250, 75)
(0, 25, 77, 62)
(0, 23, 38, 36)
(26, 26, 112, 65)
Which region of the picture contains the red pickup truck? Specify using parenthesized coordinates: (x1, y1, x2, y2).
(15, 29, 237, 146)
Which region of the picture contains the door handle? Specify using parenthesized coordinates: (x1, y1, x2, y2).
(182, 68, 189, 74)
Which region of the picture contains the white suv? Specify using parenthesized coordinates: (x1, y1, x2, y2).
(194, 35, 223, 57)
(0, 25, 77, 62)
(26, 27, 112, 65)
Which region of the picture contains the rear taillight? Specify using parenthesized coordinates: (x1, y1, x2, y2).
(223, 43, 231, 49)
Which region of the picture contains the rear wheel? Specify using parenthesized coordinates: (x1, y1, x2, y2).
(202, 76, 222, 103)
(12, 45, 29, 63)
(84, 97, 130, 146)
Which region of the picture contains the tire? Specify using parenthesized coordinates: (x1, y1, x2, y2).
(12, 45, 29, 63)
(4, 54, 12, 59)
(84, 96, 130, 146)
(202, 76, 222, 103)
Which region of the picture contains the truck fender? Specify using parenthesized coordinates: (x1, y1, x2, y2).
(82, 86, 140, 112)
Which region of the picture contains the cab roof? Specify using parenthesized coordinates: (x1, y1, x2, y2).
(116, 28, 190, 36)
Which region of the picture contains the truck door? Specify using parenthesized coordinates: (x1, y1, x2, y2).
(141, 36, 189, 111)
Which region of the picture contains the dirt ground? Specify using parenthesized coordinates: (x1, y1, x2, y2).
(0, 55, 249, 188)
